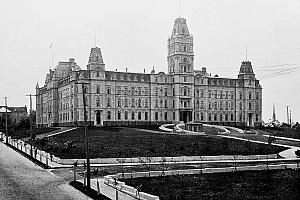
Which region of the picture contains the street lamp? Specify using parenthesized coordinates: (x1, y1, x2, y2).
(75, 81, 91, 189)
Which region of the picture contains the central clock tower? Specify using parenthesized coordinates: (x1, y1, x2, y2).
(167, 18, 194, 74)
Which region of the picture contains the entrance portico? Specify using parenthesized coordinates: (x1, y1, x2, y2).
(179, 110, 193, 123)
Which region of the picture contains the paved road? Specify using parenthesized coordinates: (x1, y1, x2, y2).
(0, 142, 92, 200)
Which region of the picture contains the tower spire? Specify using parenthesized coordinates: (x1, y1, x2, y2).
(272, 102, 276, 121)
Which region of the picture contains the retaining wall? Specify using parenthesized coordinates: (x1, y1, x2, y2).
(56, 154, 278, 165)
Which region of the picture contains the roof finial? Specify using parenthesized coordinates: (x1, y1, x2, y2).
(179, 0, 182, 17)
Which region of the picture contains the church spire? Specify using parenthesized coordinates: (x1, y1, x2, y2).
(272, 102, 276, 121)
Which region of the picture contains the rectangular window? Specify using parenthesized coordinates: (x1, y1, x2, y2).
(131, 112, 135, 120)
(145, 112, 148, 120)
(138, 112, 141, 120)
(107, 111, 111, 120)
(239, 92, 242, 99)
(117, 112, 121, 120)
(125, 98, 128, 107)
(173, 112, 175, 120)
(155, 112, 158, 120)
(164, 112, 168, 120)
(144, 87, 148, 95)
(125, 111, 128, 120)
(107, 97, 111, 107)
(107, 87, 111, 94)
(96, 85, 100, 94)
(200, 90, 204, 97)
(145, 99, 148, 108)
(117, 87, 121, 95)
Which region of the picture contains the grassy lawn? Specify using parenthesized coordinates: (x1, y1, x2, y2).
(38, 127, 286, 159)
(258, 127, 300, 139)
(120, 169, 300, 200)
(3, 127, 60, 139)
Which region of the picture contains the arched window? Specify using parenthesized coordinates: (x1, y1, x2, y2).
(107, 98, 111, 107)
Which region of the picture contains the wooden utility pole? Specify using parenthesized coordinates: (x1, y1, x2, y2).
(75, 82, 91, 189)
(26, 94, 35, 157)
(4, 97, 9, 144)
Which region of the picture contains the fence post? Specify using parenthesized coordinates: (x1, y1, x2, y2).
(97, 178, 100, 195)
(83, 172, 86, 186)
(46, 155, 48, 167)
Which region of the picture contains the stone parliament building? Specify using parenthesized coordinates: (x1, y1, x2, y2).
(36, 18, 262, 127)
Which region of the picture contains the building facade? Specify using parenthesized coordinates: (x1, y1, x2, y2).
(36, 18, 262, 127)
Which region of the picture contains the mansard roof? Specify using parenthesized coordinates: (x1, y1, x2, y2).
(171, 17, 190, 37)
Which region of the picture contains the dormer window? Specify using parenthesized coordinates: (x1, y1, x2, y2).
(96, 71, 100, 77)
(182, 28, 185, 33)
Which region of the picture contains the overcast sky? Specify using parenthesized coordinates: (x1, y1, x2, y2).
(0, 0, 300, 123)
